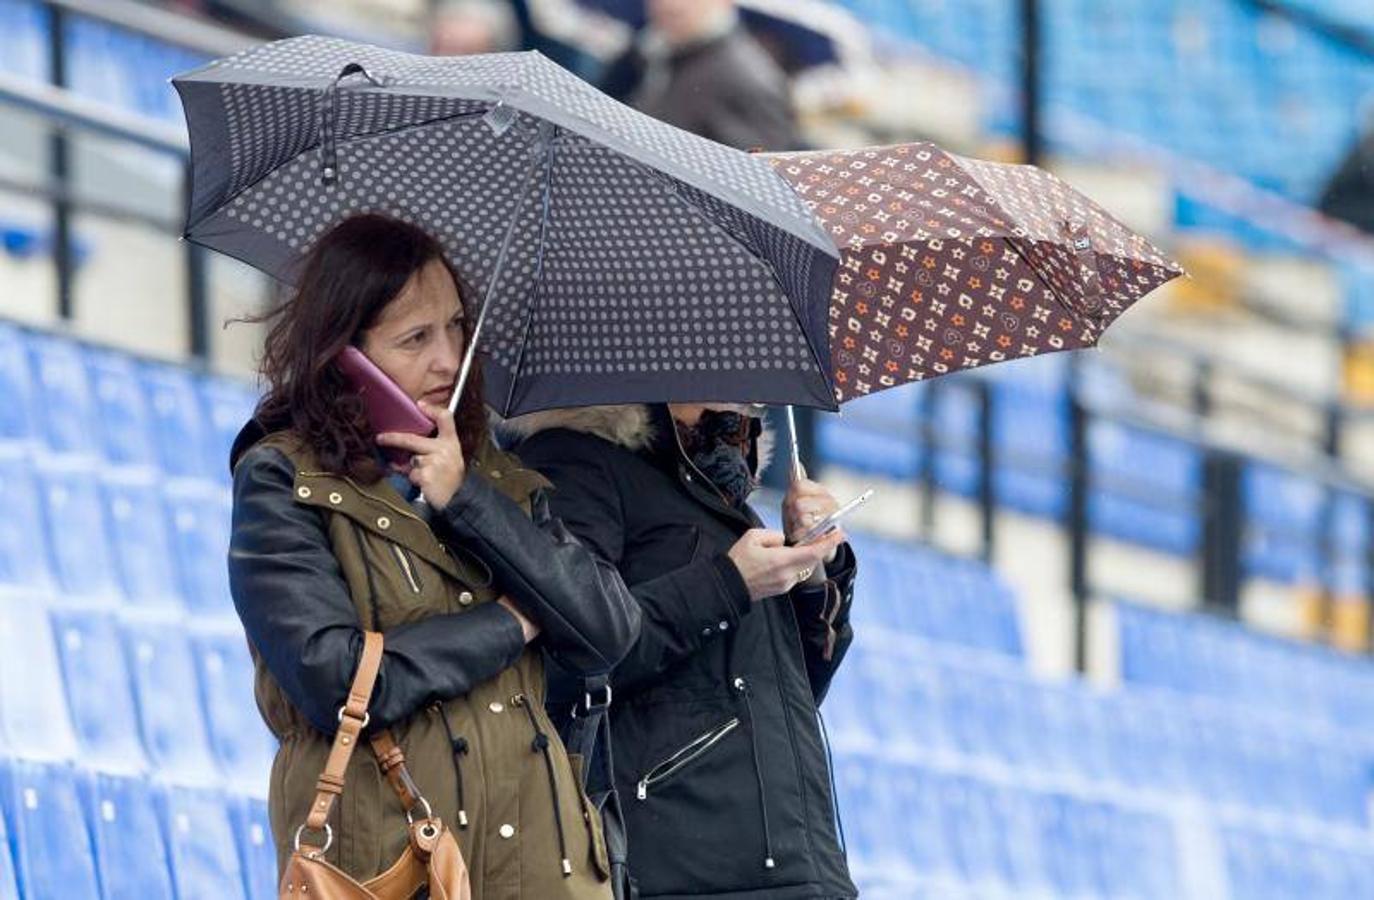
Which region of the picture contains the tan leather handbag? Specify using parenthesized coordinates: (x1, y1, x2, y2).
(279, 631, 472, 900)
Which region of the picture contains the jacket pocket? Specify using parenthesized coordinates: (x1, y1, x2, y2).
(389, 544, 423, 594)
(635, 718, 739, 801)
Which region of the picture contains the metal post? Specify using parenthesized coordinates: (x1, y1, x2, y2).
(919, 384, 936, 539)
(977, 379, 996, 564)
(48, 3, 74, 321)
(184, 162, 210, 359)
(1200, 452, 1243, 614)
(1067, 381, 1089, 672)
(1020, 0, 1042, 165)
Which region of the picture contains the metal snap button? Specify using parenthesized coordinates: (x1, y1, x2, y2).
(377, 516, 391, 530)
(328, 492, 343, 505)
(498, 823, 515, 839)
(488, 701, 504, 714)
(458, 591, 474, 606)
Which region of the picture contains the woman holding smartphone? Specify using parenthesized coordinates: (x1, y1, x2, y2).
(227, 213, 638, 899)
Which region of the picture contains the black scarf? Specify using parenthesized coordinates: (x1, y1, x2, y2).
(674, 410, 762, 508)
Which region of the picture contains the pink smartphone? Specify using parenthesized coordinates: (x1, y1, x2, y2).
(336, 346, 436, 464)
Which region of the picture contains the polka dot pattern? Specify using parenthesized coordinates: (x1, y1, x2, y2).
(178, 37, 841, 413)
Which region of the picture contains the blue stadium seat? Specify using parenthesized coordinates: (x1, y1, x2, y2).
(27, 332, 101, 458)
(34, 459, 122, 603)
(231, 795, 276, 900)
(0, 805, 15, 900)
(0, 760, 101, 899)
(0, 319, 38, 445)
(191, 631, 274, 794)
(82, 772, 175, 900)
(165, 481, 234, 616)
(200, 376, 258, 485)
(931, 383, 979, 497)
(122, 620, 219, 784)
(141, 362, 213, 480)
(160, 787, 248, 900)
(0, 446, 51, 591)
(101, 471, 183, 610)
(86, 347, 159, 468)
(817, 421, 920, 480)
(991, 380, 1067, 518)
(49, 609, 147, 774)
(0, 600, 78, 760)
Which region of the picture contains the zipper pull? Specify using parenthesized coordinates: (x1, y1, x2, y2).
(733, 676, 748, 693)
(636, 779, 648, 801)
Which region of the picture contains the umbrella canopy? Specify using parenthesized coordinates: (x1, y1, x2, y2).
(173, 35, 840, 415)
(764, 143, 1185, 402)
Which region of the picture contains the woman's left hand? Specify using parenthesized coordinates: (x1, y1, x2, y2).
(782, 466, 842, 565)
(376, 401, 466, 507)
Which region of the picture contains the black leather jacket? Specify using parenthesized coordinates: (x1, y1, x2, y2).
(228, 423, 641, 736)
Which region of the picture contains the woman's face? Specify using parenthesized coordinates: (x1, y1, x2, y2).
(360, 258, 466, 407)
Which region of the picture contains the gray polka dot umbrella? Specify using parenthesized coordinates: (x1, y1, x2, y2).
(172, 35, 840, 417)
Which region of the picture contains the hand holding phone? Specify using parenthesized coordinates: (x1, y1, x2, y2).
(796, 489, 874, 545)
(336, 346, 436, 466)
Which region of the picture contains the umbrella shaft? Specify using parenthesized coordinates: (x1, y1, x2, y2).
(449, 120, 554, 415)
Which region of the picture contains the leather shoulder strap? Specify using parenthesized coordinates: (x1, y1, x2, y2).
(304, 631, 384, 831)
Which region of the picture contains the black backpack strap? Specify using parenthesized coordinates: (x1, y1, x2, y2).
(566, 673, 612, 787)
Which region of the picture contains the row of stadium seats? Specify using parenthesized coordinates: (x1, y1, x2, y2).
(0, 760, 271, 900)
(836, 0, 1374, 204)
(827, 640, 1374, 828)
(0, 0, 207, 121)
(841, 750, 1374, 900)
(822, 362, 1372, 588)
(0, 601, 273, 790)
(1118, 600, 1374, 733)
(0, 323, 256, 482)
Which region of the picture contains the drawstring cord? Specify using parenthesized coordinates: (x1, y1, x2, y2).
(734, 676, 776, 870)
(431, 704, 470, 828)
(514, 693, 573, 877)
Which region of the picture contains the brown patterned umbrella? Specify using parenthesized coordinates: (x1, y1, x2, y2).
(764, 142, 1185, 403)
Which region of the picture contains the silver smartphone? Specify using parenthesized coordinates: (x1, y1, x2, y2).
(797, 489, 874, 544)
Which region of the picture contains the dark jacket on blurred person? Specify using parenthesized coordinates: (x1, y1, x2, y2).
(603, 15, 800, 152)
(508, 404, 858, 900)
(228, 421, 639, 899)
(1320, 127, 1374, 234)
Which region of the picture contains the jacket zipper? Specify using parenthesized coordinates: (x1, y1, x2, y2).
(734, 676, 777, 869)
(390, 544, 422, 594)
(635, 718, 740, 801)
(773, 600, 821, 874)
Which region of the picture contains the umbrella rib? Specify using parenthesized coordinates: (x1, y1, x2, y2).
(188, 106, 491, 235)
(452, 119, 554, 413)
(627, 159, 837, 405)
(501, 127, 560, 417)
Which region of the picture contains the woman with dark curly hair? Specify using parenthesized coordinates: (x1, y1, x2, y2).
(227, 213, 638, 899)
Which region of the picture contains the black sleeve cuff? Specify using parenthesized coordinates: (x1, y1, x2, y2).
(710, 553, 754, 625)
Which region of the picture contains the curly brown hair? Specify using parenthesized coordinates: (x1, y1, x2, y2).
(251, 214, 488, 483)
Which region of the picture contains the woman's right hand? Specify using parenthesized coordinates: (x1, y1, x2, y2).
(727, 528, 846, 601)
(497, 595, 541, 644)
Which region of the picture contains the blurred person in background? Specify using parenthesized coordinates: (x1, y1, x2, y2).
(1320, 123, 1374, 235)
(430, 0, 521, 55)
(228, 214, 638, 896)
(601, 0, 800, 151)
(508, 403, 858, 899)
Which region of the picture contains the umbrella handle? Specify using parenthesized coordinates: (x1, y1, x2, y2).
(784, 405, 804, 481)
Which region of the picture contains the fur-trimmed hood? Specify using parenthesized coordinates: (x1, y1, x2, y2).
(498, 404, 775, 477)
